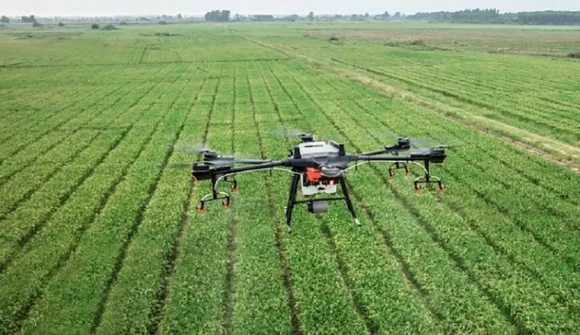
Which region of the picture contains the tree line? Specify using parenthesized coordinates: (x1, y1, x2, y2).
(406, 9, 580, 25)
(3, 10, 580, 26)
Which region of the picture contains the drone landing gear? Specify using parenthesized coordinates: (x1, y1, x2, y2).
(388, 162, 410, 178)
(196, 175, 237, 212)
(284, 173, 360, 233)
(413, 160, 444, 192)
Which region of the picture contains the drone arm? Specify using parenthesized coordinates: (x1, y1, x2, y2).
(224, 159, 289, 174)
(358, 149, 389, 156)
(353, 150, 446, 164)
(193, 159, 290, 181)
(231, 158, 274, 165)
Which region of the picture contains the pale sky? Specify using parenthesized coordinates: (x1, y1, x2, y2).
(2, 0, 579, 17)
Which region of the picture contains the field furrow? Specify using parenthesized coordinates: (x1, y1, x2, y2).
(157, 64, 236, 334)
(19, 64, 198, 335)
(2, 23, 580, 335)
(0, 64, 188, 334)
(0, 65, 180, 268)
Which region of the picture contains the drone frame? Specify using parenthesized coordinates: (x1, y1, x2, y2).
(189, 137, 447, 232)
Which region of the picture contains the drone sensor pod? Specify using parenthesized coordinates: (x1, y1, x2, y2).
(308, 200, 329, 214)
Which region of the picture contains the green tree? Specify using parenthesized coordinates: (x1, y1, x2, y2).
(0, 16, 9, 23)
(204, 10, 230, 22)
(308, 11, 314, 21)
(21, 15, 36, 23)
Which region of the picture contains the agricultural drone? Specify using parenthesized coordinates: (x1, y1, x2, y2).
(179, 132, 448, 232)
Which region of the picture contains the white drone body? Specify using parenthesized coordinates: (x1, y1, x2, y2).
(295, 141, 339, 196)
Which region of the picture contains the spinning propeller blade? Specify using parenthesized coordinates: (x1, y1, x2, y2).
(274, 126, 317, 140)
(170, 142, 215, 154)
(384, 132, 464, 150)
(283, 128, 311, 137)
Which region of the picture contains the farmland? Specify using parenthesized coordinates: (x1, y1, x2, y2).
(0, 22, 579, 334)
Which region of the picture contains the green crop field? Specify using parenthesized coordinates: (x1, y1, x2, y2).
(0, 22, 579, 334)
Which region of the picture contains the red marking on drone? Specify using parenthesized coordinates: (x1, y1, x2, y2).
(306, 168, 322, 183)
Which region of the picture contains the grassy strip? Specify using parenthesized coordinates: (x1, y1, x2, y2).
(264, 61, 442, 333)
(322, 76, 580, 205)
(0, 74, 134, 164)
(0, 67, 157, 182)
(245, 36, 580, 169)
(355, 98, 580, 319)
(20, 67, 196, 334)
(0, 66, 178, 267)
(321, 75, 580, 316)
(227, 63, 296, 334)
(245, 61, 368, 334)
(323, 76, 580, 225)
(0, 79, 149, 216)
(0, 65, 187, 334)
(157, 65, 235, 334)
(94, 77, 209, 334)
(271, 62, 511, 332)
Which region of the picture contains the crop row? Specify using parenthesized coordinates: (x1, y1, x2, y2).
(94, 64, 224, 333)
(273, 60, 580, 332)
(155, 63, 235, 333)
(0, 64, 193, 334)
(0, 66, 163, 168)
(19, 63, 201, 334)
(154, 62, 301, 334)
(269, 61, 518, 332)
(0, 76, 159, 218)
(377, 63, 580, 129)
(266, 37, 580, 144)
(262, 61, 458, 333)
(0, 65, 150, 147)
(0, 65, 181, 268)
(246, 61, 371, 334)
(314, 73, 580, 319)
(378, 63, 580, 124)
(330, 58, 579, 144)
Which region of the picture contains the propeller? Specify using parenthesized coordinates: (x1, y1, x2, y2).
(274, 127, 317, 142)
(385, 133, 464, 150)
(282, 128, 312, 137)
(170, 142, 215, 154)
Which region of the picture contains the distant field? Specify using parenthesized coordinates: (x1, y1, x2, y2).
(0, 22, 579, 334)
(299, 24, 580, 56)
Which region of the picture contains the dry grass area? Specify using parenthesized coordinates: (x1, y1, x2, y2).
(303, 26, 580, 56)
